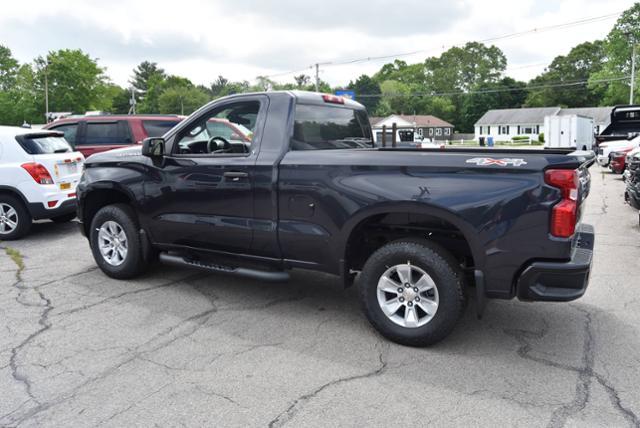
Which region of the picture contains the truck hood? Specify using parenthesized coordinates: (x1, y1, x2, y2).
(85, 145, 144, 164)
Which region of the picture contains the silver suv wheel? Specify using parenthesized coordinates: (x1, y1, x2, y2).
(0, 202, 18, 235)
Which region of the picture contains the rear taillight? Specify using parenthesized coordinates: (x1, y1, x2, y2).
(545, 169, 579, 238)
(21, 163, 54, 185)
(322, 94, 345, 104)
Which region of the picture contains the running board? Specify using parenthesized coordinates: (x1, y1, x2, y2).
(158, 253, 289, 282)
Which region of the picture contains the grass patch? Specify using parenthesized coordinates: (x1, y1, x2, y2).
(4, 246, 25, 280)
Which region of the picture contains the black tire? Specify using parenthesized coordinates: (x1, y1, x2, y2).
(51, 213, 76, 223)
(0, 195, 32, 240)
(358, 239, 465, 347)
(89, 204, 149, 279)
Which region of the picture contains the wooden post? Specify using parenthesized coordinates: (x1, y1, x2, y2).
(382, 125, 387, 147)
(391, 123, 397, 148)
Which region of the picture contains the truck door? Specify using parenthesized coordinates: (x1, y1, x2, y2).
(143, 96, 267, 254)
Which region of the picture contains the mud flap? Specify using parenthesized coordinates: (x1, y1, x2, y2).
(474, 270, 487, 319)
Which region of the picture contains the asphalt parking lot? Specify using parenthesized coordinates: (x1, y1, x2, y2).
(1, 166, 639, 427)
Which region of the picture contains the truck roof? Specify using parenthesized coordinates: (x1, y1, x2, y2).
(209, 90, 366, 110)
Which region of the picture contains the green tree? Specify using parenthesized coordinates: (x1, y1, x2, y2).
(96, 84, 131, 114)
(34, 49, 107, 114)
(424, 42, 507, 129)
(379, 80, 413, 114)
(526, 41, 606, 107)
(210, 75, 230, 97)
(0, 44, 19, 91)
(131, 61, 166, 93)
(294, 74, 311, 88)
(348, 74, 381, 113)
(461, 77, 527, 131)
(1, 64, 41, 125)
(374, 60, 426, 86)
(158, 85, 210, 115)
(589, 3, 640, 105)
(138, 73, 166, 113)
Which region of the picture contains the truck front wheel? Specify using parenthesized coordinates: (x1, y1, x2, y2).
(358, 240, 465, 347)
(89, 204, 149, 279)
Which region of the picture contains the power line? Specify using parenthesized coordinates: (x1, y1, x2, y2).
(353, 75, 630, 98)
(264, 10, 622, 79)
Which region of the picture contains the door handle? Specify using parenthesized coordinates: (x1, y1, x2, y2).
(223, 171, 249, 181)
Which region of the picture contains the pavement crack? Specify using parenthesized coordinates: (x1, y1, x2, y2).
(193, 384, 239, 406)
(504, 307, 638, 428)
(268, 349, 388, 428)
(56, 273, 204, 317)
(95, 383, 170, 426)
(1, 307, 217, 426)
(3, 247, 53, 408)
(547, 308, 595, 428)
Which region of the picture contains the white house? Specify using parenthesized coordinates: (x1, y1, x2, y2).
(474, 106, 612, 142)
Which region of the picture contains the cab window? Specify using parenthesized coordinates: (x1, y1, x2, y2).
(49, 123, 78, 145)
(174, 101, 259, 155)
(292, 105, 372, 150)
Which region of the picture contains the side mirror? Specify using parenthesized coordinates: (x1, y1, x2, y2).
(142, 137, 165, 157)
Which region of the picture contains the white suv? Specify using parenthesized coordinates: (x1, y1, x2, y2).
(0, 126, 84, 240)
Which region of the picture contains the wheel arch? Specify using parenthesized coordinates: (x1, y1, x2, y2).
(339, 202, 484, 283)
(0, 186, 30, 208)
(80, 183, 138, 237)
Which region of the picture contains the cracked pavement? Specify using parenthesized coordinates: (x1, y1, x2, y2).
(1, 168, 639, 427)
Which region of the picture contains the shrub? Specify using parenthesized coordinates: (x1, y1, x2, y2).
(512, 135, 530, 141)
(538, 132, 545, 143)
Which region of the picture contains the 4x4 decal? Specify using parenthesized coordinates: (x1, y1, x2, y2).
(466, 157, 528, 167)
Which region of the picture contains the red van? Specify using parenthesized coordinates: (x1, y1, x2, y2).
(44, 115, 183, 158)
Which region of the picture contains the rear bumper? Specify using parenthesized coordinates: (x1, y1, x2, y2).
(28, 199, 77, 220)
(610, 160, 625, 174)
(516, 223, 594, 302)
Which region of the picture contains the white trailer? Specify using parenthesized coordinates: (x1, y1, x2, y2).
(544, 114, 594, 151)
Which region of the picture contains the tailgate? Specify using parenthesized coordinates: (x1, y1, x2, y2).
(35, 153, 84, 190)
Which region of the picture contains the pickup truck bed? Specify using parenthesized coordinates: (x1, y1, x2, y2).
(76, 90, 595, 346)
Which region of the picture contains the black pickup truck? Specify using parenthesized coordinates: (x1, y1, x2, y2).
(77, 91, 595, 346)
(596, 105, 640, 146)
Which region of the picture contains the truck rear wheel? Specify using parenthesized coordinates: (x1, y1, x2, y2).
(358, 239, 465, 347)
(89, 204, 149, 279)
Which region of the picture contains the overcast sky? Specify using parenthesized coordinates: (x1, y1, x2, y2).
(0, 0, 635, 89)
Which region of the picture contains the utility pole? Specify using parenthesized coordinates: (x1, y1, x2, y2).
(631, 42, 637, 105)
(44, 59, 50, 122)
(313, 62, 331, 93)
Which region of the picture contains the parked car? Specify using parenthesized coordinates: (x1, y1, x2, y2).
(0, 126, 84, 239)
(609, 147, 636, 174)
(76, 91, 595, 347)
(596, 105, 640, 147)
(625, 150, 640, 209)
(44, 115, 183, 158)
(623, 147, 640, 182)
(596, 134, 640, 166)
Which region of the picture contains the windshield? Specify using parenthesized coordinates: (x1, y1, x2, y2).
(292, 104, 372, 150)
(16, 135, 72, 154)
